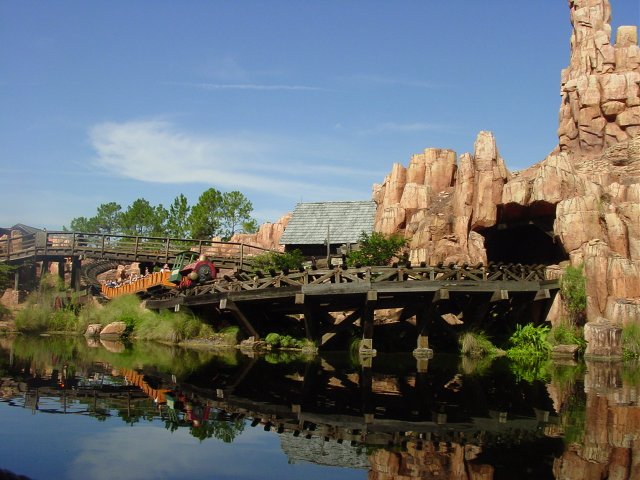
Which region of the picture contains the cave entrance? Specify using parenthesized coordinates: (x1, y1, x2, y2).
(479, 216, 568, 265)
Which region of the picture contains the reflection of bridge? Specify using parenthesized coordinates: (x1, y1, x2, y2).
(0, 230, 276, 288)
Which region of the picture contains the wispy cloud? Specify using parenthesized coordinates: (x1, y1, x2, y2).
(359, 121, 453, 135)
(194, 83, 328, 91)
(88, 119, 361, 200)
(346, 74, 439, 89)
(172, 81, 330, 92)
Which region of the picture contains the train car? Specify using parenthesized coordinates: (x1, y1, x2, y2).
(169, 251, 217, 289)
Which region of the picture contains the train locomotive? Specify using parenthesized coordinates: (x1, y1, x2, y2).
(169, 252, 217, 289)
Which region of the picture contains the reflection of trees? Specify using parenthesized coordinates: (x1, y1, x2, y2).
(189, 417, 245, 443)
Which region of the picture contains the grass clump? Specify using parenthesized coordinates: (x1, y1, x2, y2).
(459, 331, 504, 358)
(622, 323, 640, 360)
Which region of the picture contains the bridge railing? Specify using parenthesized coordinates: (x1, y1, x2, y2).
(0, 231, 279, 269)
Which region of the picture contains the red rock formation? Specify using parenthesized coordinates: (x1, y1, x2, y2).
(229, 213, 291, 252)
(370, 0, 639, 331)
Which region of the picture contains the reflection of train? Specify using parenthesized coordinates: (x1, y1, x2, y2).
(169, 251, 217, 289)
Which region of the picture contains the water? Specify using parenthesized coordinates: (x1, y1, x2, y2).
(0, 336, 638, 480)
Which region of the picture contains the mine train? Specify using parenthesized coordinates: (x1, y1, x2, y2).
(169, 251, 217, 289)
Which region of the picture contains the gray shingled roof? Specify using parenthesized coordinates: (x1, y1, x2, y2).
(279, 201, 376, 245)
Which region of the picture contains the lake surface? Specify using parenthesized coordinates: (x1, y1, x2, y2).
(0, 336, 638, 480)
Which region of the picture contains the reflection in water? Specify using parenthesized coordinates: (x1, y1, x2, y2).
(0, 336, 638, 479)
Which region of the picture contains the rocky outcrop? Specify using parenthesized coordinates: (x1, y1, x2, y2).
(370, 1, 639, 331)
(559, 1, 640, 155)
(229, 213, 291, 252)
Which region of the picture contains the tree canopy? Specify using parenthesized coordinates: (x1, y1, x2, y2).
(65, 189, 258, 240)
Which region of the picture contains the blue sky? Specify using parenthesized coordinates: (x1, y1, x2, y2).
(1, 0, 638, 230)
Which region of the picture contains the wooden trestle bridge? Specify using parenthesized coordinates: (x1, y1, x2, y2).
(145, 262, 559, 354)
(1, 230, 560, 354)
(0, 230, 274, 289)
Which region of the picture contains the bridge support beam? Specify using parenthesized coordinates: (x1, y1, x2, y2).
(70, 257, 81, 291)
(413, 289, 447, 357)
(220, 298, 260, 340)
(359, 291, 377, 357)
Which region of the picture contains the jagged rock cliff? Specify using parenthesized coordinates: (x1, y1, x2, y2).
(370, 0, 640, 327)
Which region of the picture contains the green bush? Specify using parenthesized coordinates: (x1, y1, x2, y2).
(264, 332, 311, 350)
(347, 232, 407, 267)
(506, 323, 551, 360)
(547, 323, 586, 352)
(560, 265, 587, 324)
(252, 249, 304, 272)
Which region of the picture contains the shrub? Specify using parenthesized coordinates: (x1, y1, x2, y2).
(347, 232, 407, 267)
(560, 265, 587, 324)
(547, 322, 586, 352)
(506, 323, 551, 360)
(263, 332, 311, 350)
(252, 249, 304, 272)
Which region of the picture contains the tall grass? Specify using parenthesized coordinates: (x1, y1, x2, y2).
(459, 331, 504, 358)
(81, 295, 214, 342)
(622, 323, 640, 360)
(14, 274, 90, 333)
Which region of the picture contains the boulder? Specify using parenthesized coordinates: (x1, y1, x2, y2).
(100, 321, 127, 338)
(584, 317, 623, 358)
(84, 324, 102, 338)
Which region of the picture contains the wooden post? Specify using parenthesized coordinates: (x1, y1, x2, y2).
(134, 236, 140, 260)
(359, 290, 377, 357)
(57, 260, 65, 283)
(223, 299, 260, 339)
(413, 290, 445, 357)
(164, 238, 170, 264)
(239, 243, 244, 271)
(360, 362, 374, 423)
(326, 225, 330, 266)
(70, 257, 81, 291)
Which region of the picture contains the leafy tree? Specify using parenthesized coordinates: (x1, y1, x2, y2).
(166, 194, 191, 238)
(347, 232, 407, 266)
(68, 216, 100, 233)
(560, 264, 587, 324)
(242, 219, 259, 234)
(220, 191, 255, 240)
(0, 263, 14, 292)
(94, 202, 123, 234)
(188, 188, 223, 239)
(66, 202, 122, 234)
(120, 199, 167, 237)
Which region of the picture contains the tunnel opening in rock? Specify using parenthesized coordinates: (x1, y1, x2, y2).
(480, 217, 568, 265)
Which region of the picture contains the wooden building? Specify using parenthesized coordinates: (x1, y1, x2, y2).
(279, 201, 376, 257)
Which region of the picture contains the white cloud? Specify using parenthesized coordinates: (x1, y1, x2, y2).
(88, 120, 364, 200)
